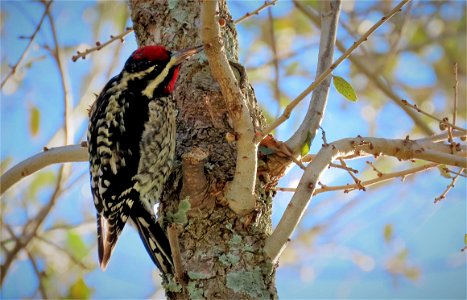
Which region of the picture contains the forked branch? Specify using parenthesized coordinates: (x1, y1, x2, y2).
(264, 134, 466, 263)
(258, 0, 411, 141)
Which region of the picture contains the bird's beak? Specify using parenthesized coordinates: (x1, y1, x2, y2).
(172, 45, 203, 65)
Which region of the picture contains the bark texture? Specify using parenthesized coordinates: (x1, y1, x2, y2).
(129, 1, 277, 298)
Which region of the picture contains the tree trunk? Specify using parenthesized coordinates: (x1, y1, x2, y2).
(129, 0, 277, 298)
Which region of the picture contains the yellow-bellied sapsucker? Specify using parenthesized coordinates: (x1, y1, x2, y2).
(87, 45, 202, 273)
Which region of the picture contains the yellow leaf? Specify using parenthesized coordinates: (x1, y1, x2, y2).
(29, 106, 40, 136)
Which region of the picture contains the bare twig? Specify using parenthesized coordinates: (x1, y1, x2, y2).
(435, 168, 464, 203)
(401, 99, 466, 132)
(0, 1, 51, 89)
(201, 0, 257, 215)
(1, 166, 65, 285)
(366, 161, 383, 177)
(265, 135, 464, 263)
(46, 6, 74, 145)
(2, 224, 48, 296)
(418, 131, 466, 143)
(330, 162, 358, 173)
(338, 158, 364, 190)
(0, 144, 88, 195)
(294, 0, 434, 135)
(453, 63, 458, 126)
(246, 42, 316, 71)
(267, 8, 281, 113)
(332, 162, 438, 194)
(443, 167, 466, 178)
(277, 162, 439, 194)
(35, 236, 91, 269)
(260, 0, 411, 141)
(72, 27, 134, 62)
(26, 250, 48, 299)
(234, 0, 277, 24)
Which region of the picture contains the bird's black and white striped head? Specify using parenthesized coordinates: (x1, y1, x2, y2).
(122, 45, 202, 97)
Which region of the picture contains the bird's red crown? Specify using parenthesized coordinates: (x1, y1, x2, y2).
(131, 45, 171, 61)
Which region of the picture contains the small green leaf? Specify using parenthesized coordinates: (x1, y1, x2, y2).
(464, 234, 467, 246)
(67, 277, 92, 299)
(301, 132, 312, 156)
(333, 75, 357, 102)
(29, 106, 40, 136)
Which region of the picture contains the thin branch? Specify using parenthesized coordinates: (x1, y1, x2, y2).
(330, 162, 358, 173)
(418, 131, 466, 143)
(71, 27, 134, 62)
(1, 166, 64, 285)
(294, 0, 434, 135)
(35, 235, 91, 269)
(285, 1, 341, 154)
(45, 6, 74, 145)
(366, 161, 383, 177)
(434, 168, 464, 203)
(46, 35, 126, 148)
(259, 0, 411, 141)
(25, 250, 48, 299)
(246, 43, 316, 71)
(0, 144, 88, 195)
(267, 7, 281, 112)
(201, 0, 257, 215)
(0, 1, 51, 89)
(338, 157, 364, 190)
(443, 167, 466, 178)
(234, 0, 277, 24)
(277, 162, 438, 194)
(264, 135, 465, 263)
(453, 63, 458, 126)
(322, 162, 439, 194)
(401, 99, 466, 132)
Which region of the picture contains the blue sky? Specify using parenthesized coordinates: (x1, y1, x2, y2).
(1, 1, 465, 299)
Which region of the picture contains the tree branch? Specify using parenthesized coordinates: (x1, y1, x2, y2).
(259, 0, 411, 140)
(264, 135, 466, 263)
(1, 165, 65, 285)
(0, 144, 87, 195)
(71, 27, 133, 62)
(293, 0, 434, 135)
(234, 0, 277, 24)
(46, 5, 74, 145)
(0, 1, 51, 89)
(285, 0, 341, 154)
(201, 0, 257, 215)
(277, 162, 439, 194)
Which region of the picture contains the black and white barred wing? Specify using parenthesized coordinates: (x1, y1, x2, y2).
(87, 76, 143, 270)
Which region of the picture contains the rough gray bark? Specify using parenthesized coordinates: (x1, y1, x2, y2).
(129, 0, 277, 298)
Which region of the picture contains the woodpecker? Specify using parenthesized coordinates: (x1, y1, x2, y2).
(87, 45, 202, 273)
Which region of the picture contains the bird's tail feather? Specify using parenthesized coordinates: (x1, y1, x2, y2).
(131, 201, 173, 274)
(97, 212, 127, 270)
